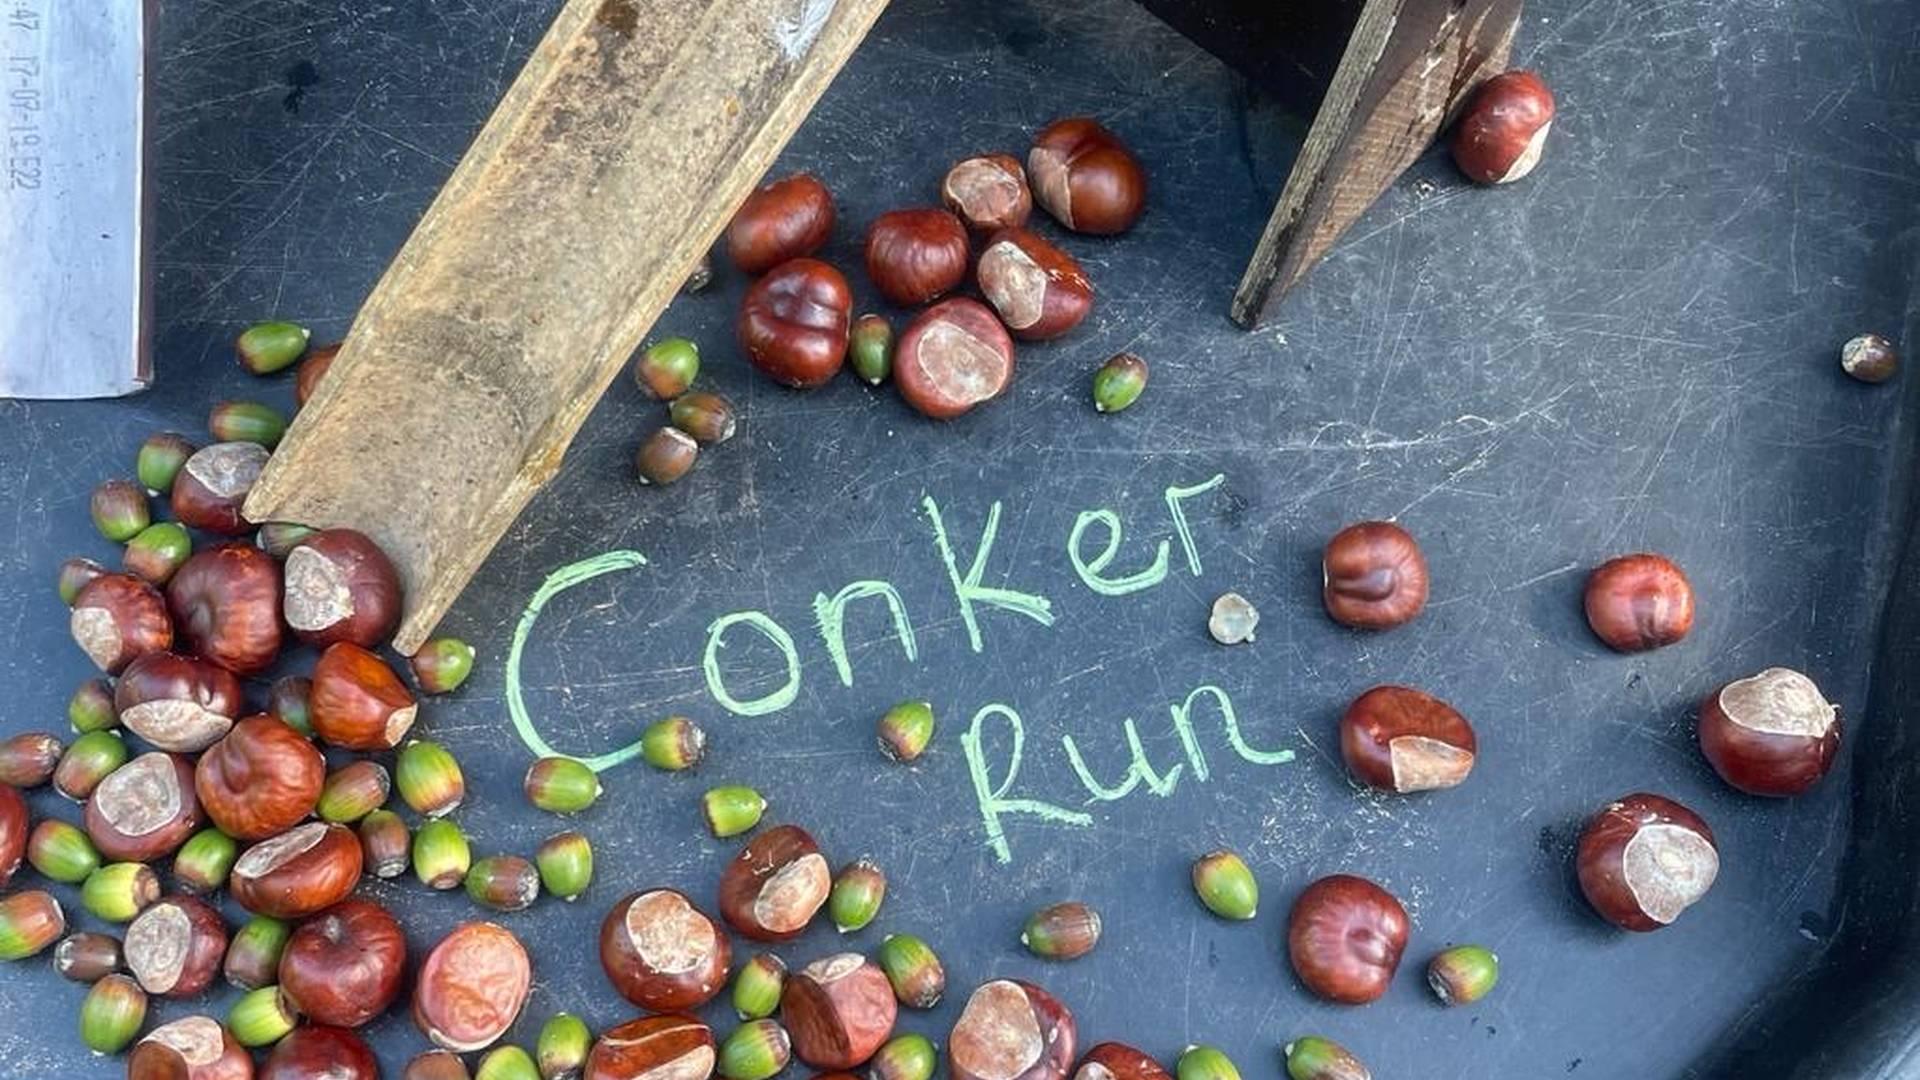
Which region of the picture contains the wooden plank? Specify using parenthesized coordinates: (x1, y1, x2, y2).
(244, 0, 891, 654)
(1229, 0, 1524, 327)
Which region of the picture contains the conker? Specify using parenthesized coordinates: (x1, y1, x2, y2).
(115, 652, 246, 753)
(949, 979, 1076, 1080)
(739, 257, 852, 389)
(196, 714, 325, 840)
(124, 893, 227, 998)
(1450, 70, 1555, 185)
(1576, 792, 1719, 931)
(280, 897, 407, 1027)
(942, 154, 1032, 233)
(167, 543, 284, 675)
(1698, 667, 1839, 797)
(171, 441, 269, 535)
(414, 921, 534, 1052)
(586, 1014, 716, 1080)
(128, 1016, 253, 1080)
(894, 298, 1016, 420)
(70, 572, 172, 674)
(1583, 553, 1694, 652)
(296, 343, 340, 407)
(727, 172, 835, 274)
(1339, 685, 1477, 793)
(283, 528, 403, 649)
(261, 1025, 379, 1080)
(85, 751, 204, 863)
(230, 821, 363, 919)
(865, 207, 970, 307)
(717, 824, 832, 942)
(1028, 118, 1147, 235)
(1321, 521, 1429, 630)
(1841, 333, 1900, 384)
(311, 641, 419, 750)
(600, 888, 732, 1011)
(782, 953, 898, 1070)
(976, 228, 1093, 341)
(1074, 1044, 1170, 1080)
(1286, 874, 1408, 1004)
(0, 784, 24, 888)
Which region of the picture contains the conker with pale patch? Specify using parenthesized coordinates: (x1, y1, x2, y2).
(280, 896, 407, 1027)
(895, 298, 1015, 419)
(413, 921, 533, 1053)
(69, 573, 172, 674)
(717, 824, 832, 942)
(128, 1016, 253, 1080)
(1583, 553, 1694, 652)
(1339, 685, 1476, 793)
(1074, 1043, 1171, 1080)
(1450, 70, 1555, 185)
(949, 979, 1076, 1080)
(977, 228, 1093, 341)
(1322, 521, 1429, 630)
(283, 528, 403, 649)
(85, 752, 203, 863)
(739, 257, 852, 389)
(1698, 667, 1839, 797)
(170, 441, 269, 535)
(600, 888, 732, 1011)
(167, 543, 284, 675)
(586, 1014, 716, 1080)
(310, 641, 419, 750)
(865, 207, 970, 307)
(943, 154, 1033, 233)
(196, 714, 324, 840)
(124, 893, 227, 998)
(1287, 874, 1408, 1004)
(1028, 118, 1146, 235)
(783, 952, 898, 1070)
(230, 821, 363, 919)
(114, 652, 246, 753)
(727, 172, 835, 274)
(1576, 792, 1719, 931)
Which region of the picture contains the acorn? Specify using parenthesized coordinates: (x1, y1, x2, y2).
(318, 760, 392, 823)
(732, 952, 788, 1020)
(875, 934, 945, 1008)
(524, 756, 601, 814)
(91, 480, 150, 542)
(1176, 1045, 1241, 1080)
(670, 391, 738, 445)
(406, 1050, 474, 1080)
(636, 427, 699, 485)
(28, 819, 101, 883)
(236, 320, 311, 374)
(1284, 1036, 1371, 1080)
(1191, 849, 1258, 920)
(534, 831, 594, 901)
(537, 1012, 592, 1080)
(79, 973, 148, 1054)
(467, 854, 542, 912)
(208, 400, 289, 448)
(58, 557, 109, 606)
(634, 337, 701, 400)
(0, 889, 66, 959)
(2, 729, 65, 784)
(136, 433, 197, 495)
(1092, 352, 1149, 413)
(223, 916, 291, 990)
(1022, 901, 1102, 960)
(828, 859, 887, 933)
(641, 715, 706, 771)
(878, 700, 934, 763)
(871, 1032, 937, 1080)
(81, 863, 160, 923)
(477, 1045, 542, 1080)
(359, 809, 412, 879)
(124, 523, 192, 585)
(702, 785, 766, 838)
(255, 522, 318, 560)
(68, 679, 117, 733)
(412, 637, 477, 694)
(227, 985, 298, 1047)
(718, 1019, 791, 1080)
(172, 827, 239, 893)
(1427, 945, 1499, 1006)
(267, 675, 314, 736)
(399, 740, 467, 817)
(54, 932, 125, 983)
(413, 818, 472, 889)
(849, 313, 895, 386)
(53, 730, 128, 800)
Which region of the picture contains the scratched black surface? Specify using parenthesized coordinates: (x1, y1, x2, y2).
(2, 0, 1918, 1076)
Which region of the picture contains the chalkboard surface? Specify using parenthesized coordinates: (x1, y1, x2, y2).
(1, 0, 1915, 1077)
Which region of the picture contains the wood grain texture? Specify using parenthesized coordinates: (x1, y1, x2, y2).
(243, 0, 890, 653)
(1230, 0, 1524, 327)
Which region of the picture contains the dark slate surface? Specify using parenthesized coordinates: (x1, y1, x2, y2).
(2, 0, 1917, 1076)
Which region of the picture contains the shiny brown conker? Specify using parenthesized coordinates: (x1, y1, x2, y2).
(727, 173, 835, 274)
(1576, 792, 1719, 931)
(195, 714, 326, 840)
(1028, 118, 1147, 235)
(171, 441, 269, 535)
(85, 752, 204, 863)
(1698, 667, 1839, 797)
(0, 784, 25, 889)
(949, 979, 1076, 1080)
(279, 897, 407, 1028)
(976, 228, 1093, 341)
(739, 257, 852, 389)
(1450, 70, 1555, 185)
(1072, 1044, 1170, 1080)
(124, 892, 228, 998)
(283, 528, 403, 649)
(114, 652, 246, 753)
(261, 1024, 379, 1080)
(1339, 685, 1477, 793)
(230, 821, 363, 919)
(310, 641, 419, 751)
(894, 298, 1016, 420)
(783, 952, 898, 1070)
(586, 1014, 716, 1080)
(865, 207, 970, 307)
(942, 154, 1033, 233)
(717, 824, 832, 942)
(295, 343, 340, 407)
(166, 543, 284, 675)
(1322, 521, 1429, 630)
(69, 573, 172, 674)
(1583, 553, 1694, 652)
(599, 888, 732, 1012)
(1286, 873, 1409, 1004)
(128, 1016, 253, 1080)
(413, 921, 533, 1052)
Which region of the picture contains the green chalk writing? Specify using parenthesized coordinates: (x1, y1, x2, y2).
(1067, 509, 1171, 595)
(505, 549, 649, 772)
(962, 703, 1094, 864)
(1063, 718, 1184, 801)
(704, 610, 804, 716)
(1164, 473, 1226, 576)
(1170, 684, 1296, 781)
(923, 494, 1055, 652)
(813, 580, 919, 687)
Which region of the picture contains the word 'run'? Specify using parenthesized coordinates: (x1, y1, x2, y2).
(502, 473, 1297, 863)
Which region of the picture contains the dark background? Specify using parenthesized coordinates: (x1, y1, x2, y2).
(3, 0, 1918, 1076)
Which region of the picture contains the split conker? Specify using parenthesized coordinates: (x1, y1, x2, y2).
(85, 752, 203, 863)
(167, 543, 284, 675)
(949, 979, 1076, 1080)
(1028, 118, 1147, 235)
(1074, 1044, 1170, 1080)
(261, 1025, 379, 1080)
(283, 528, 403, 649)
(727, 172, 835, 274)
(782, 953, 898, 1070)
(311, 641, 419, 750)
(196, 714, 325, 840)
(1583, 553, 1694, 652)
(1339, 685, 1477, 793)
(895, 298, 1016, 419)
(0, 784, 24, 888)
(414, 921, 534, 1052)
(1450, 70, 1555, 185)
(230, 821, 363, 919)
(280, 897, 407, 1027)
(942, 154, 1032, 233)
(124, 893, 227, 998)
(717, 824, 832, 942)
(977, 228, 1093, 341)
(1576, 792, 1719, 931)
(1286, 874, 1408, 1004)
(600, 888, 732, 1011)
(1322, 521, 1429, 630)
(128, 1016, 252, 1080)
(739, 257, 852, 389)
(114, 652, 245, 753)
(171, 441, 269, 535)
(70, 572, 172, 674)
(865, 208, 970, 307)
(586, 1014, 716, 1080)
(1698, 667, 1839, 797)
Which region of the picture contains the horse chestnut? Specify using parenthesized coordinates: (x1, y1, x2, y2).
(124, 893, 227, 998)
(1322, 521, 1429, 630)
(895, 298, 1016, 419)
(865, 208, 970, 307)
(0, 785, 25, 889)
(69, 573, 172, 674)
(171, 441, 269, 535)
(167, 543, 284, 675)
(196, 714, 325, 840)
(728, 172, 835, 274)
(85, 752, 203, 863)
(1450, 70, 1555, 185)
(942, 154, 1032, 233)
(1583, 553, 1694, 652)
(280, 897, 407, 1027)
(717, 824, 832, 942)
(114, 652, 246, 753)
(1028, 118, 1147, 235)
(414, 921, 533, 1052)
(1698, 667, 1839, 797)
(600, 888, 732, 1011)
(976, 228, 1093, 341)
(311, 641, 419, 750)
(1287, 874, 1408, 1004)
(739, 258, 852, 389)
(283, 528, 403, 649)
(1576, 792, 1718, 931)
(128, 1016, 252, 1080)
(586, 1014, 716, 1080)
(1073, 1044, 1170, 1080)
(1339, 686, 1477, 793)
(296, 343, 339, 407)
(261, 1025, 379, 1080)
(783, 953, 898, 1070)
(949, 979, 1076, 1080)
(230, 821, 363, 919)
